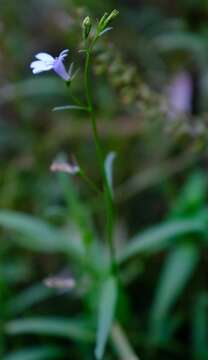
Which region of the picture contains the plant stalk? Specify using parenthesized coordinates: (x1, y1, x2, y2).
(84, 49, 117, 275)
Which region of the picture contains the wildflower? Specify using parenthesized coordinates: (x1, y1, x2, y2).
(30, 49, 71, 81)
(44, 275, 75, 290)
(167, 71, 192, 118)
(50, 158, 80, 175)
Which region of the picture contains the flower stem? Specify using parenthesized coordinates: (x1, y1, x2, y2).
(84, 49, 117, 275)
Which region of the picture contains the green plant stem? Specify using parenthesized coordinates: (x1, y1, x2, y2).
(84, 49, 117, 275)
(79, 168, 101, 195)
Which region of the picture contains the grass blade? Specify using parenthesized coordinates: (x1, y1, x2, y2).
(95, 276, 118, 360)
(118, 219, 204, 263)
(6, 317, 93, 342)
(3, 346, 65, 360)
(0, 210, 82, 255)
(53, 105, 88, 112)
(104, 152, 116, 197)
(150, 243, 199, 337)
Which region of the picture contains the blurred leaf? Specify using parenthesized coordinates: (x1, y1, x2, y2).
(8, 283, 53, 315)
(151, 243, 199, 325)
(53, 105, 88, 112)
(3, 346, 65, 360)
(104, 152, 116, 197)
(154, 32, 207, 66)
(6, 317, 93, 342)
(118, 219, 204, 263)
(0, 210, 83, 256)
(95, 276, 118, 360)
(0, 260, 31, 284)
(0, 78, 64, 105)
(99, 27, 113, 37)
(192, 293, 208, 359)
(57, 171, 94, 248)
(170, 171, 207, 218)
(111, 322, 140, 360)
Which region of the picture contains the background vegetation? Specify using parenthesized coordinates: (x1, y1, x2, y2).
(0, 0, 208, 359)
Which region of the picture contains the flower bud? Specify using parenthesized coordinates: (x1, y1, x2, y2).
(98, 12, 108, 29)
(104, 9, 119, 27)
(82, 16, 92, 40)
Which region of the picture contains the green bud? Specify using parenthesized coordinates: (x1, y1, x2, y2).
(104, 9, 119, 26)
(98, 12, 108, 29)
(82, 16, 92, 40)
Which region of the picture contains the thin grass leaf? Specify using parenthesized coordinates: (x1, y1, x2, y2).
(170, 171, 207, 218)
(95, 276, 118, 360)
(3, 346, 66, 360)
(104, 152, 116, 197)
(192, 293, 208, 359)
(6, 317, 94, 342)
(53, 105, 88, 112)
(0, 210, 82, 256)
(8, 283, 53, 315)
(99, 27, 113, 37)
(118, 219, 204, 263)
(151, 243, 199, 323)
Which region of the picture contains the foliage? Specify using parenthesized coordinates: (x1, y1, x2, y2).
(0, 1, 208, 359)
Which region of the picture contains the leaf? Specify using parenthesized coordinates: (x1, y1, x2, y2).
(95, 276, 118, 360)
(154, 32, 206, 63)
(111, 322, 140, 360)
(8, 283, 53, 315)
(104, 152, 116, 197)
(99, 27, 113, 37)
(3, 346, 65, 360)
(170, 171, 207, 218)
(53, 105, 88, 112)
(192, 293, 208, 359)
(6, 317, 94, 342)
(0, 210, 82, 256)
(118, 219, 204, 263)
(151, 243, 199, 324)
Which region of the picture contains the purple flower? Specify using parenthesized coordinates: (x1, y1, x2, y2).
(30, 49, 70, 81)
(167, 71, 192, 117)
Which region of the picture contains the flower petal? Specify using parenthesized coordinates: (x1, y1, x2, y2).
(35, 52, 54, 64)
(53, 58, 70, 81)
(59, 49, 69, 60)
(30, 60, 53, 74)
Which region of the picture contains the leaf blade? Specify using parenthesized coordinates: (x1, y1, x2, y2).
(118, 219, 204, 263)
(95, 276, 118, 360)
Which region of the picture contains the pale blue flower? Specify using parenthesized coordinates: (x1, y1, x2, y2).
(30, 49, 70, 81)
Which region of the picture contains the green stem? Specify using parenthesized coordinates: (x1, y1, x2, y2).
(79, 168, 101, 195)
(84, 49, 117, 275)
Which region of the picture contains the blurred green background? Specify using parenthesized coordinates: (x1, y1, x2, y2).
(0, 0, 208, 359)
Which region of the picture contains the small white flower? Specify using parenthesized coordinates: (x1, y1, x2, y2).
(30, 49, 70, 81)
(50, 159, 80, 175)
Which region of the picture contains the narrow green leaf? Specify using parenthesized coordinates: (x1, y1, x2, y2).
(0, 210, 82, 256)
(8, 283, 53, 315)
(151, 243, 199, 323)
(95, 276, 118, 360)
(118, 219, 204, 263)
(99, 27, 113, 37)
(170, 171, 207, 218)
(3, 346, 65, 360)
(53, 105, 88, 112)
(6, 317, 94, 342)
(192, 293, 208, 359)
(104, 152, 116, 197)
